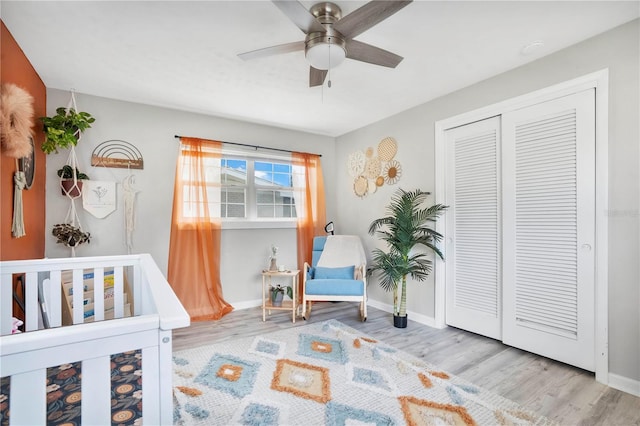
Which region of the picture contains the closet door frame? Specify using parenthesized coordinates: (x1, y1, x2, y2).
(434, 69, 609, 384)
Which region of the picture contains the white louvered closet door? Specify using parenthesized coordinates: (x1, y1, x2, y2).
(445, 116, 502, 340)
(502, 89, 595, 371)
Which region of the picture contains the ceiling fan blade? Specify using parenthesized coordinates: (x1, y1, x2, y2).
(310, 67, 328, 87)
(238, 41, 304, 61)
(334, 0, 412, 39)
(345, 39, 403, 68)
(272, 1, 325, 34)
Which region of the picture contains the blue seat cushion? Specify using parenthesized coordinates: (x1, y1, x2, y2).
(305, 279, 364, 296)
(314, 265, 355, 280)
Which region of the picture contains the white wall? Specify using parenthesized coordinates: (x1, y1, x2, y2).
(335, 20, 639, 382)
(45, 91, 336, 306)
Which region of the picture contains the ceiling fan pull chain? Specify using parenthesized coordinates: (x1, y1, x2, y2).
(328, 40, 332, 88)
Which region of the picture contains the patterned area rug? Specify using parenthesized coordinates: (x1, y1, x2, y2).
(172, 319, 554, 425)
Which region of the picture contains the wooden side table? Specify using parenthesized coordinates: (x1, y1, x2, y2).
(261, 270, 299, 323)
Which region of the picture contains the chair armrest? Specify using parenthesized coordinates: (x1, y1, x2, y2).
(303, 262, 312, 286)
(355, 264, 366, 281)
(357, 264, 367, 297)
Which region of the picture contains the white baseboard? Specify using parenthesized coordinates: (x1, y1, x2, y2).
(231, 299, 262, 311)
(366, 299, 439, 329)
(233, 297, 441, 330)
(608, 373, 640, 397)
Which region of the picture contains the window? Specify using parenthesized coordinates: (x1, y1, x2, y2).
(181, 152, 298, 224)
(221, 158, 247, 218)
(255, 161, 296, 218)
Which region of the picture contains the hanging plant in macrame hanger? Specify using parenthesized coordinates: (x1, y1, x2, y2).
(52, 143, 91, 257)
(45, 91, 95, 256)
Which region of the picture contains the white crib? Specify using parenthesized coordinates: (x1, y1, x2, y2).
(0, 254, 190, 425)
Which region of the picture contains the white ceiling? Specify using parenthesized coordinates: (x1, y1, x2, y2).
(2, 1, 638, 137)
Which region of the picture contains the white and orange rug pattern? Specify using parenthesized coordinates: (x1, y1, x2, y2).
(172, 320, 554, 425)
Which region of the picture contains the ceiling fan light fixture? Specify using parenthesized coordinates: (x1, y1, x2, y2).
(306, 42, 346, 70)
(305, 31, 346, 70)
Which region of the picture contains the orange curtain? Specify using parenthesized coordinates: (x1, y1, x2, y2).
(167, 137, 233, 321)
(293, 152, 326, 301)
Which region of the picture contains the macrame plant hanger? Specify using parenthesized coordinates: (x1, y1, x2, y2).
(60, 91, 85, 257)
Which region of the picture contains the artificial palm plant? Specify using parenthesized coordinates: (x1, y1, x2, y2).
(368, 188, 447, 327)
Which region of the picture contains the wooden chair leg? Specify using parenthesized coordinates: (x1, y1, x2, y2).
(302, 300, 313, 320)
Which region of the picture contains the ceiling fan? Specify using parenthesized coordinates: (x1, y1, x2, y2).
(238, 1, 413, 87)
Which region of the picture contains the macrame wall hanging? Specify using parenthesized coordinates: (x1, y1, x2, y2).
(12, 158, 28, 238)
(121, 174, 140, 254)
(0, 83, 36, 238)
(347, 136, 402, 198)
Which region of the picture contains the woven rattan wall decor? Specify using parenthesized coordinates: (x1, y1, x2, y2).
(347, 137, 401, 198)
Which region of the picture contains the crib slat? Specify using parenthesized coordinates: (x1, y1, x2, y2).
(142, 343, 161, 425)
(10, 368, 46, 425)
(82, 355, 111, 424)
(48, 270, 62, 328)
(72, 269, 84, 324)
(25, 272, 39, 332)
(0, 273, 12, 335)
(114, 266, 124, 318)
(133, 264, 141, 316)
(94, 267, 105, 321)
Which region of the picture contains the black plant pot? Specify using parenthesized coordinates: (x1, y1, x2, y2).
(393, 314, 408, 328)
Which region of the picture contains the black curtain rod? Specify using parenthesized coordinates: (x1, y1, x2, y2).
(174, 135, 321, 157)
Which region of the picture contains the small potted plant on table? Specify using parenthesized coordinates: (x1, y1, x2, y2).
(270, 285, 293, 307)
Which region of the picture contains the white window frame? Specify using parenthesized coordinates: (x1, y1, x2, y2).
(220, 148, 297, 230)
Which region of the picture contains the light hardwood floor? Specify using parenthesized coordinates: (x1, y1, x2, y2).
(172, 302, 640, 425)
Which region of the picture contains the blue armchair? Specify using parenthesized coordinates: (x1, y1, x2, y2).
(302, 235, 367, 321)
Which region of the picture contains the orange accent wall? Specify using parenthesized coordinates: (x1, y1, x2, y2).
(1, 21, 47, 260)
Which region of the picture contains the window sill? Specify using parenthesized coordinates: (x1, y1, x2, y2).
(221, 220, 297, 230)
